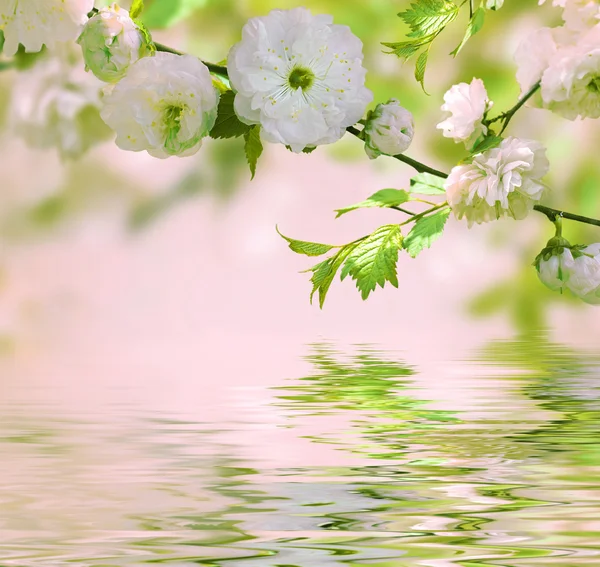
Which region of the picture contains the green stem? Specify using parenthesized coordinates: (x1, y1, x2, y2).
(533, 205, 600, 228)
(346, 126, 448, 178)
(400, 203, 450, 226)
(392, 206, 417, 216)
(154, 42, 229, 76)
(0, 61, 14, 71)
(497, 81, 541, 135)
(150, 43, 600, 231)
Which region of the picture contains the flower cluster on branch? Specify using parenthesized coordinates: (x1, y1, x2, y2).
(1, 0, 600, 307)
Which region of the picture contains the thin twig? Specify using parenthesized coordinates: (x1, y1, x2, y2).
(154, 42, 229, 76)
(150, 42, 600, 230)
(533, 205, 600, 228)
(346, 126, 448, 178)
(499, 81, 541, 135)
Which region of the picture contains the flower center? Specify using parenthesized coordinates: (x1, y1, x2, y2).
(587, 76, 600, 94)
(163, 104, 186, 154)
(287, 66, 315, 91)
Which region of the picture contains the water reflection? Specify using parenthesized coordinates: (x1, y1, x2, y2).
(2, 335, 600, 565)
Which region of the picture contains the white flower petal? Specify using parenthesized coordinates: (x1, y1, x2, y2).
(0, 0, 94, 56)
(227, 7, 373, 152)
(100, 52, 219, 159)
(445, 137, 549, 226)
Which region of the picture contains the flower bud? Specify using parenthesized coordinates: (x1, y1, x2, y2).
(535, 238, 600, 305)
(567, 243, 600, 304)
(535, 236, 575, 292)
(363, 99, 414, 159)
(77, 3, 150, 83)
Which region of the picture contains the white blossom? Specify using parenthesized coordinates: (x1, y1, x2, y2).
(540, 0, 600, 31)
(100, 52, 219, 159)
(0, 0, 94, 56)
(363, 99, 414, 159)
(11, 45, 110, 159)
(536, 241, 575, 292)
(514, 27, 562, 93)
(567, 243, 600, 303)
(445, 137, 549, 226)
(77, 3, 149, 83)
(437, 78, 491, 145)
(540, 25, 600, 119)
(515, 21, 600, 119)
(227, 7, 373, 153)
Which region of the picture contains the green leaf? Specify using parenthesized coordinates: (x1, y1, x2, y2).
(382, 36, 431, 60)
(403, 208, 451, 258)
(335, 189, 412, 218)
(244, 125, 263, 180)
(400, 0, 460, 39)
(409, 173, 447, 195)
(470, 134, 503, 155)
(277, 227, 337, 257)
(130, 0, 144, 18)
(309, 244, 359, 308)
(341, 225, 403, 300)
(451, 7, 485, 56)
(210, 90, 250, 140)
(383, 0, 459, 90)
(415, 49, 430, 90)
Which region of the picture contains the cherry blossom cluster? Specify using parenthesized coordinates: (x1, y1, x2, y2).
(1, 0, 600, 305)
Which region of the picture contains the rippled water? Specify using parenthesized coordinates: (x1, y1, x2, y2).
(3, 333, 600, 566)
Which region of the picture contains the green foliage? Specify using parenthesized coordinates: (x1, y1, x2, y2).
(451, 6, 485, 56)
(401, 0, 460, 38)
(403, 207, 451, 258)
(341, 225, 403, 300)
(244, 125, 263, 180)
(335, 189, 412, 218)
(308, 244, 359, 308)
(409, 173, 447, 195)
(470, 134, 503, 155)
(130, 0, 145, 19)
(210, 91, 250, 140)
(287, 225, 404, 306)
(141, 0, 207, 29)
(382, 0, 460, 89)
(277, 227, 337, 257)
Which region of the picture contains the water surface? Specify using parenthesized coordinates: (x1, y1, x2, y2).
(2, 333, 600, 566)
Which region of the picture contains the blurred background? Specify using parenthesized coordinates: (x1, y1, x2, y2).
(3, 2, 600, 565)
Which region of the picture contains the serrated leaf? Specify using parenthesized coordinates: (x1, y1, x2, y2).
(403, 208, 451, 258)
(400, 0, 460, 39)
(210, 90, 250, 140)
(277, 227, 337, 257)
(470, 134, 503, 155)
(341, 225, 403, 300)
(335, 189, 412, 218)
(382, 36, 433, 59)
(451, 7, 485, 56)
(130, 0, 144, 18)
(244, 125, 263, 180)
(415, 49, 430, 90)
(409, 173, 447, 195)
(385, 0, 458, 90)
(309, 244, 359, 308)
